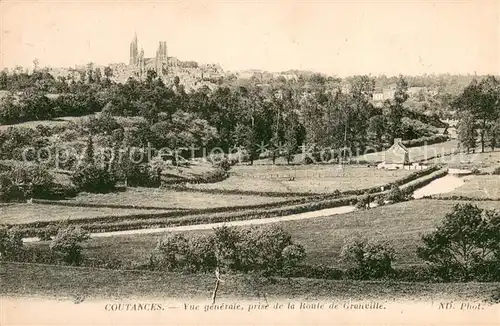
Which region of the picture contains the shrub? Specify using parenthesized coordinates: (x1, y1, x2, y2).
(49, 226, 90, 266)
(417, 203, 500, 281)
(0, 226, 23, 261)
(125, 164, 161, 187)
(492, 167, 500, 175)
(471, 167, 481, 175)
(213, 156, 232, 172)
(340, 238, 395, 279)
(149, 225, 303, 276)
(71, 163, 117, 193)
(281, 244, 306, 269)
(385, 184, 406, 203)
(375, 195, 385, 206)
(355, 192, 372, 210)
(150, 233, 190, 272)
(0, 164, 56, 201)
(36, 228, 53, 241)
(235, 224, 295, 274)
(184, 234, 217, 273)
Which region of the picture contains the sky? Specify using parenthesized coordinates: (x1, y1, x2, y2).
(0, 0, 499, 76)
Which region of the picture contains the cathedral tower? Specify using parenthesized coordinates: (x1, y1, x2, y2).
(155, 41, 168, 76)
(129, 33, 138, 66)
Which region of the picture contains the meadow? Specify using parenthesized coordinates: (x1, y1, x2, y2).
(0, 203, 170, 224)
(23, 199, 500, 269)
(64, 187, 288, 210)
(426, 149, 500, 173)
(188, 165, 412, 194)
(2, 262, 498, 301)
(436, 175, 500, 199)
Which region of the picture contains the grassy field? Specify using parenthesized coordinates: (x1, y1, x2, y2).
(2, 262, 499, 301)
(24, 199, 500, 269)
(65, 187, 288, 209)
(0, 119, 70, 131)
(426, 149, 500, 172)
(189, 165, 412, 194)
(437, 175, 500, 199)
(0, 203, 170, 224)
(359, 139, 460, 163)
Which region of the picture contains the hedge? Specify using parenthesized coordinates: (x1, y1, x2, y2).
(31, 199, 190, 211)
(402, 135, 449, 148)
(12, 166, 448, 237)
(165, 165, 441, 198)
(161, 168, 229, 185)
(400, 167, 448, 195)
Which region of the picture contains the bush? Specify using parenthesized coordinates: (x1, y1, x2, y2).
(49, 226, 90, 266)
(0, 226, 23, 261)
(375, 195, 385, 206)
(417, 203, 500, 281)
(213, 156, 233, 172)
(492, 167, 500, 175)
(126, 164, 161, 187)
(340, 238, 395, 279)
(36, 228, 54, 241)
(385, 184, 406, 203)
(282, 244, 306, 268)
(471, 167, 481, 175)
(0, 164, 56, 202)
(149, 224, 304, 276)
(71, 163, 117, 193)
(150, 233, 190, 272)
(355, 192, 372, 210)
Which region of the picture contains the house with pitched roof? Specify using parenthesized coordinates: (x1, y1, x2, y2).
(377, 138, 411, 170)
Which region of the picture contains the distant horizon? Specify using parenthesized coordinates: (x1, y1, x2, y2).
(1, 1, 498, 77)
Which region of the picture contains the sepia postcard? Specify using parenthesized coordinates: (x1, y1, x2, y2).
(0, 0, 499, 325)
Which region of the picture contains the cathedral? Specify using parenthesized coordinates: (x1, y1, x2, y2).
(129, 33, 169, 78)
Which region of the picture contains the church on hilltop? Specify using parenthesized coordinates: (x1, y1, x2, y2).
(129, 33, 169, 78)
(113, 33, 224, 90)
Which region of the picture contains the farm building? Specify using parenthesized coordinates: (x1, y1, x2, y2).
(377, 138, 411, 170)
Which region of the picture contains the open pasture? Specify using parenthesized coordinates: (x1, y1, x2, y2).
(188, 164, 412, 194)
(437, 175, 500, 199)
(46, 199, 500, 270)
(64, 187, 288, 210)
(0, 203, 170, 225)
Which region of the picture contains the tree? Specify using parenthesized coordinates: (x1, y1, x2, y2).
(86, 62, 95, 83)
(417, 203, 500, 280)
(32, 58, 39, 72)
(454, 76, 500, 153)
(368, 115, 386, 150)
(71, 163, 117, 193)
(83, 134, 95, 165)
(283, 124, 298, 164)
(0, 226, 23, 261)
(104, 66, 113, 84)
(457, 111, 477, 153)
(386, 76, 409, 142)
(94, 67, 102, 84)
(487, 118, 500, 151)
(50, 226, 90, 265)
(340, 237, 395, 279)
